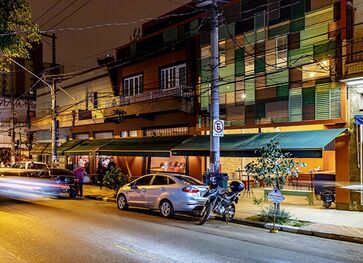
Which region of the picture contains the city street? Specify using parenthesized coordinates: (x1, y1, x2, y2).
(0, 192, 362, 263)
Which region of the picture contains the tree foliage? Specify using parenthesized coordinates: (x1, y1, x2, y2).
(244, 139, 306, 190)
(0, 0, 40, 70)
(103, 167, 129, 193)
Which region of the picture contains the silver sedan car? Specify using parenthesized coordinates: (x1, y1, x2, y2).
(116, 173, 208, 218)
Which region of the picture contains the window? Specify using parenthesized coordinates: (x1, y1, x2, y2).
(134, 175, 153, 186)
(276, 35, 287, 68)
(152, 176, 168, 185)
(123, 74, 143, 96)
(129, 130, 138, 137)
(161, 63, 186, 90)
(144, 126, 188, 136)
(254, 11, 266, 30)
(87, 92, 98, 109)
(219, 41, 226, 67)
(94, 131, 113, 139)
(121, 131, 128, 137)
(268, 0, 280, 22)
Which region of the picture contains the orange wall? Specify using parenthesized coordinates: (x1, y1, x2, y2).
(335, 134, 350, 209)
(119, 49, 187, 93)
(189, 156, 202, 180)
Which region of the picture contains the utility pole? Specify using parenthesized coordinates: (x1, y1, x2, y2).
(11, 86, 16, 164)
(51, 78, 58, 166)
(194, 0, 227, 176)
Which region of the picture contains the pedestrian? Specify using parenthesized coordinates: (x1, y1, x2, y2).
(97, 157, 105, 188)
(73, 165, 84, 198)
(107, 157, 116, 171)
(77, 156, 84, 168)
(85, 159, 90, 174)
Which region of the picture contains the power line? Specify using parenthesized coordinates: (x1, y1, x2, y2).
(40, 0, 79, 29)
(33, 0, 63, 23)
(48, 0, 93, 30)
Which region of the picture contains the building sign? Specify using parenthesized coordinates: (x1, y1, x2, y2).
(213, 119, 224, 137)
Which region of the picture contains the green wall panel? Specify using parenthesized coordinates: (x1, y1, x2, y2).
(235, 49, 244, 77)
(289, 87, 302, 122)
(302, 87, 315, 105)
(245, 78, 255, 106)
(300, 24, 328, 47)
(288, 46, 313, 67)
(266, 70, 289, 86)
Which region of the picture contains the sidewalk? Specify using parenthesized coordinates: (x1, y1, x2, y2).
(83, 185, 363, 244)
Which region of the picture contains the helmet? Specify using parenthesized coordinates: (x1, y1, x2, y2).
(229, 181, 244, 193)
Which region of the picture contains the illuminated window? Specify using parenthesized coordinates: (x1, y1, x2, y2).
(161, 63, 187, 90)
(276, 35, 287, 68)
(123, 74, 143, 96)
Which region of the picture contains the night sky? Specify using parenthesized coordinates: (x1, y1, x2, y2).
(29, 0, 188, 72)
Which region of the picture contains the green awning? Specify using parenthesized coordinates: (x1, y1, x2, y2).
(30, 143, 49, 155)
(64, 139, 112, 156)
(171, 129, 347, 158)
(57, 140, 83, 156)
(97, 136, 192, 157)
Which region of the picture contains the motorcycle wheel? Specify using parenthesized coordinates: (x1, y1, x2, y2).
(323, 202, 331, 209)
(198, 202, 212, 225)
(223, 203, 236, 223)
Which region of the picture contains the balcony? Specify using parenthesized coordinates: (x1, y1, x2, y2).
(103, 86, 195, 120)
(118, 86, 194, 106)
(345, 38, 363, 77)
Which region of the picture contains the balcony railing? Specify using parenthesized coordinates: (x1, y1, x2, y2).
(119, 86, 194, 106)
(346, 38, 363, 63)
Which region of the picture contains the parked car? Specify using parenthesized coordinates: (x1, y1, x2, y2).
(0, 164, 77, 198)
(116, 173, 208, 218)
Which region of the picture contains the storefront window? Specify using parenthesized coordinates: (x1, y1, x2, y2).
(150, 156, 187, 174)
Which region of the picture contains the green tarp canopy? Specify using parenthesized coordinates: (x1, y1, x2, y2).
(96, 136, 192, 157)
(57, 140, 83, 156)
(171, 129, 347, 158)
(30, 143, 49, 155)
(64, 139, 112, 156)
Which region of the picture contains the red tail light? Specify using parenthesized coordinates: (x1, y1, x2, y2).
(182, 186, 199, 193)
(74, 178, 79, 183)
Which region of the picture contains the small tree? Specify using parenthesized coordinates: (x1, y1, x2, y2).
(103, 167, 129, 195)
(0, 0, 40, 70)
(245, 139, 305, 210)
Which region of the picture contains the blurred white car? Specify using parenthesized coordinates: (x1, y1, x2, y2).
(116, 173, 208, 217)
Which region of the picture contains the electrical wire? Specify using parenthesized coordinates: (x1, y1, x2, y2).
(39, 0, 79, 29)
(33, 0, 63, 23)
(47, 0, 93, 30)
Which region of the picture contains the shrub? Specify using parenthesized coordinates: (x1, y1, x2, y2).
(103, 167, 129, 192)
(259, 205, 291, 225)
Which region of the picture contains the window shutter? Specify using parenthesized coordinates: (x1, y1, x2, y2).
(289, 87, 302, 122)
(315, 82, 330, 120)
(330, 83, 340, 119)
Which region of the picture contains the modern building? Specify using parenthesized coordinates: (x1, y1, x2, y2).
(31, 1, 363, 210)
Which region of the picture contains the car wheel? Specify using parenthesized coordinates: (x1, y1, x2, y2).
(69, 190, 77, 199)
(117, 194, 128, 210)
(159, 200, 174, 218)
(223, 203, 235, 222)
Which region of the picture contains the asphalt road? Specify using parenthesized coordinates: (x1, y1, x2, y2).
(0, 191, 362, 263)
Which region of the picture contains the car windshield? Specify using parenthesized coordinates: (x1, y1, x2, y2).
(174, 175, 204, 185)
(12, 163, 25, 169)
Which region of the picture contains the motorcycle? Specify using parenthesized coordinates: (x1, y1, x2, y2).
(198, 180, 244, 225)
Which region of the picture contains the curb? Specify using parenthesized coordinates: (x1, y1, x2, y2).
(85, 195, 363, 245)
(85, 195, 116, 203)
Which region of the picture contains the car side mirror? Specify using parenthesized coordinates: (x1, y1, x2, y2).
(131, 184, 138, 190)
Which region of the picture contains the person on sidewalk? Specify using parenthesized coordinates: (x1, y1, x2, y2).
(97, 157, 106, 189)
(107, 157, 116, 171)
(73, 165, 85, 198)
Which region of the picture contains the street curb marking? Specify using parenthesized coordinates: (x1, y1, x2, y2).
(85, 195, 363, 245)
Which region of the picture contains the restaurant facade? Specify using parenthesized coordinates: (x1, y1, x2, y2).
(30, 1, 363, 211)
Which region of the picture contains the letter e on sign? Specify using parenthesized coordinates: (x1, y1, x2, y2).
(213, 119, 224, 137)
